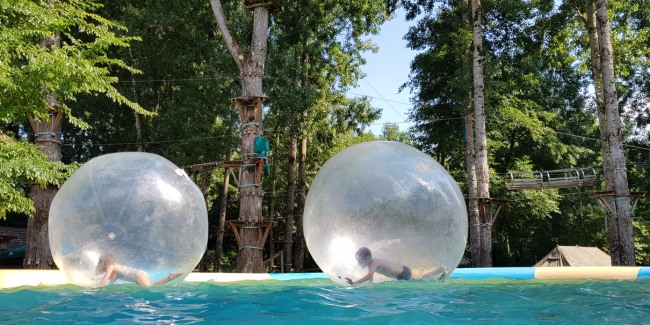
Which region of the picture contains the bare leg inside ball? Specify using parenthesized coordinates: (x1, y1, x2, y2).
(153, 272, 184, 286)
(136, 271, 183, 286)
(413, 265, 447, 280)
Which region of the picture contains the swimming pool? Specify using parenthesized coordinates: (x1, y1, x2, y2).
(1, 278, 648, 324)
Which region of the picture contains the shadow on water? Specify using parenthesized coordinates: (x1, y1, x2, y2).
(1, 278, 649, 324)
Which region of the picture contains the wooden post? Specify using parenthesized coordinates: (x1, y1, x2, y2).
(280, 249, 284, 273)
(284, 112, 298, 273)
(215, 124, 234, 272)
(294, 133, 307, 273)
(267, 124, 281, 270)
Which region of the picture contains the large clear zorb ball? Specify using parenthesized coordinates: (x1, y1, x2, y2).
(49, 152, 208, 286)
(304, 142, 467, 284)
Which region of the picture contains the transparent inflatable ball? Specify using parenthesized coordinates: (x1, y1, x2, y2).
(49, 152, 208, 286)
(304, 141, 467, 285)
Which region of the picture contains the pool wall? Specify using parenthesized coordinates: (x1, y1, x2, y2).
(1, 267, 649, 289)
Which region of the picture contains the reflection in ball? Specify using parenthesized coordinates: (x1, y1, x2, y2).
(49, 152, 208, 286)
(304, 142, 467, 284)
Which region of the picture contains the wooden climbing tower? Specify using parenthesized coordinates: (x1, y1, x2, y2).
(226, 220, 275, 256)
(475, 198, 510, 229)
(589, 191, 646, 229)
(180, 96, 276, 272)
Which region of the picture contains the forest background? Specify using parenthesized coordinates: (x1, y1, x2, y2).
(1, 0, 649, 271)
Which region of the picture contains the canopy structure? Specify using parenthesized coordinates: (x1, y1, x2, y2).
(534, 246, 611, 267)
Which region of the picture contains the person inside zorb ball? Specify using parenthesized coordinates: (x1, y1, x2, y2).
(303, 141, 467, 285)
(49, 152, 208, 287)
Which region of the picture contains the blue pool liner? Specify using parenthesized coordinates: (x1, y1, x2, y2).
(637, 267, 650, 280)
(269, 273, 330, 281)
(449, 267, 536, 279)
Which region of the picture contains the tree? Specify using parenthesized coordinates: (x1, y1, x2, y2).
(215, 123, 235, 272)
(470, 0, 493, 267)
(459, 0, 481, 268)
(595, 0, 635, 265)
(0, 0, 145, 269)
(265, 0, 389, 272)
(0, 133, 76, 219)
(578, 0, 620, 264)
(210, 0, 272, 272)
(398, 0, 631, 267)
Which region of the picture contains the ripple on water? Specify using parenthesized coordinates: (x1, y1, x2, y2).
(0, 279, 649, 324)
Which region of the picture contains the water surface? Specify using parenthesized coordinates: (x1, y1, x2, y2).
(1, 278, 648, 324)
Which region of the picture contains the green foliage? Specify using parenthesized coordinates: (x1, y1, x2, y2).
(64, 0, 238, 165)
(380, 123, 412, 144)
(401, 0, 650, 265)
(634, 219, 650, 265)
(0, 0, 148, 127)
(2, 0, 647, 268)
(0, 132, 78, 218)
(0, 0, 143, 220)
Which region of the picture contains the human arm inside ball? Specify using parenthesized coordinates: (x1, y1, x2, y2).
(346, 261, 377, 285)
(98, 265, 116, 287)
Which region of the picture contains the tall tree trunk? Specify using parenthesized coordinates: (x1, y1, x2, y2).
(464, 116, 480, 267)
(595, 0, 635, 265)
(199, 167, 211, 272)
(210, 1, 269, 272)
(462, 0, 480, 267)
(471, 0, 492, 267)
(215, 124, 235, 272)
(25, 32, 62, 270)
(584, 0, 620, 265)
(284, 112, 298, 272)
(129, 48, 144, 152)
(267, 125, 280, 271)
(294, 133, 307, 272)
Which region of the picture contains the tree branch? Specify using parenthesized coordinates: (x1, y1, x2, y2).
(209, 0, 243, 67)
(576, 8, 588, 26)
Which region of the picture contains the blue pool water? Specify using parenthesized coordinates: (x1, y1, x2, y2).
(1, 278, 649, 324)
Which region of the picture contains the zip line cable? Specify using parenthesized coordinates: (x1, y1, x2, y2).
(362, 79, 407, 121)
(61, 117, 650, 152)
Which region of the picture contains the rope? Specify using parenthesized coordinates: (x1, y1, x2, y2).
(36, 132, 62, 135)
(239, 183, 262, 188)
(243, 122, 262, 127)
(243, 226, 259, 229)
(239, 246, 263, 250)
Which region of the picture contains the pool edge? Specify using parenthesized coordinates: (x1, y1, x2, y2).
(2, 267, 649, 289)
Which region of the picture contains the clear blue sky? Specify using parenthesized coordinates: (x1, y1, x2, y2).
(348, 9, 420, 135)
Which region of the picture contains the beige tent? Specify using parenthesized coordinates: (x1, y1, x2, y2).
(534, 246, 611, 267)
